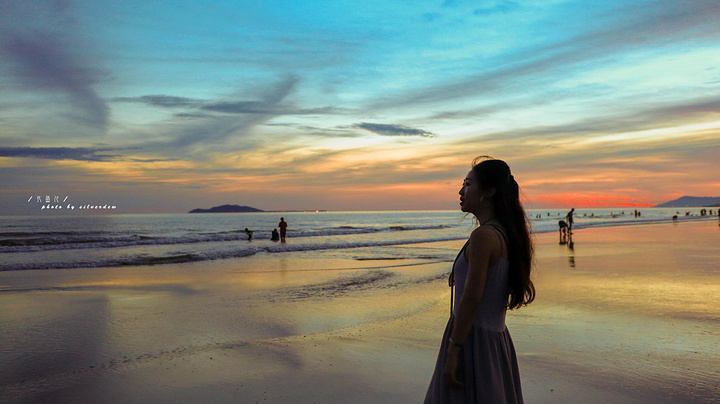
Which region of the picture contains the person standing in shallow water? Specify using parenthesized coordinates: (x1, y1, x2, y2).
(425, 156, 535, 404)
(566, 208, 575, 232)
(278, 217, 288, 242)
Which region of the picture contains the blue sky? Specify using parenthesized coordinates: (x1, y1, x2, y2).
(1, 0, 719, 214)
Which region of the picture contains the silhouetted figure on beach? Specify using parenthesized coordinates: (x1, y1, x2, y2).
(558, 219, 568, 236)
(559, 224, 574, 245)
(278, 217, 288, 242)
(425, 156, 534, 403)
(565, 208, 575, 232)
(244, 228, 253, 240)
(271, 228, 280, 241)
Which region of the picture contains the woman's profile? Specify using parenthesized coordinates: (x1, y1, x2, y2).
(425, 156, 535, 403)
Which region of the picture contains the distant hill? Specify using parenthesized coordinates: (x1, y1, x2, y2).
(655, 196, 720, 208)
(189, 204, 264, 213)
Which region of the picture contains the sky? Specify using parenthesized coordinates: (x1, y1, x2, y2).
(1, 0, 719, 214)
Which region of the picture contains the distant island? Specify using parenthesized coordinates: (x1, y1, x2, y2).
(189, 204, 264, 213)
(655, 196, 720, 208)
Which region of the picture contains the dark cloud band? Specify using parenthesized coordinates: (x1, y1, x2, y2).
(352, 122, 436, 138)
(113, 95, 199, 108)
(0, 147, 122, 162)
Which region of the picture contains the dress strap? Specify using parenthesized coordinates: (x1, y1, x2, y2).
(448, 239, 470, 316)
(448, 239, 470, 287)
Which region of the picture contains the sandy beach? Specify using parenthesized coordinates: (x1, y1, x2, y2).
(1, 219, 719, 403)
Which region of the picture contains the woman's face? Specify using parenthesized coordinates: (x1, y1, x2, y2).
(459, 169, 482, 213)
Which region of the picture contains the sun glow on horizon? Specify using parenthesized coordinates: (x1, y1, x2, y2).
(582, 121, 720, 146)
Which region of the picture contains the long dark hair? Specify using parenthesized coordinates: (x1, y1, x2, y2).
(472, 156, 535, 309)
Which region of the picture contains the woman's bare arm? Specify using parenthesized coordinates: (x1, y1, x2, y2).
(449, 226, 500, 344)
(443, 226, 501, 387)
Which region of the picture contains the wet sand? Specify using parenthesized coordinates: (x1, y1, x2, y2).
(1, 220, 719, 403)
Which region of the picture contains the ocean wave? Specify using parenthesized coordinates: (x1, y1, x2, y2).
(0, 231, 266, 253)
(1, 214, 714, 271)
(0, 234, 146, 248)
(0, 236, 463, 271)
(564, 214, 715, 232)
(0, 223, 455, 253)
(388, 224, 448, 231)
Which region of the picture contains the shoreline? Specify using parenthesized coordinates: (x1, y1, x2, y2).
(4, 204, 720, 215)
(1, 213, 716, 273)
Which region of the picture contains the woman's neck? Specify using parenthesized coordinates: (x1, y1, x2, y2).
(474, 209, 495, 226)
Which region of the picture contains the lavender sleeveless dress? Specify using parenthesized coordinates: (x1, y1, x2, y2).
(424, 227, 524, 403)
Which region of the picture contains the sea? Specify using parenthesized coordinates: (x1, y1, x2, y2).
(1, 208, 715, 271)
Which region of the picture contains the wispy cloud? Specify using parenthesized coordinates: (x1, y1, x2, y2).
(201, 101, 276, 114)
(114, 87, 348, 117)
(201, 102, 344, 115)
(441, 0, 461, 8)
(111, 74, 360, 161)
(0, 1, 109, 130)
(473, 1, 519, 16)
(0, 147, 124, 162)
(370, 1, 720, 109)
(113, 95, 200, 108)
(128, 157, 181, 163)
(128, 76, 304, 154)
(174, 112, 216, 119)
(264, 123, 362, 138)
(352, 123, 436, 138)
(461, 96, 720, 145)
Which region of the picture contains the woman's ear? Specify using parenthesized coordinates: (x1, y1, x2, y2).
(483, 187, 497, 199)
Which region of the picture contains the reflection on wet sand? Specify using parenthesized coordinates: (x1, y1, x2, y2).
(559, 231, 575, 268)
(1, 222, 719, 403)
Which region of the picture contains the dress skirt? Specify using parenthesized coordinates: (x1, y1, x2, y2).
(424, 316, 524, 404)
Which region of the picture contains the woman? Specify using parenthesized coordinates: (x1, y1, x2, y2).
(425, 156, 535, 403)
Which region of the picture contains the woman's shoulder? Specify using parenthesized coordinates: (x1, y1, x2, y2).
(464, 225, 505, 266)
(468, 225, 503, 251)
